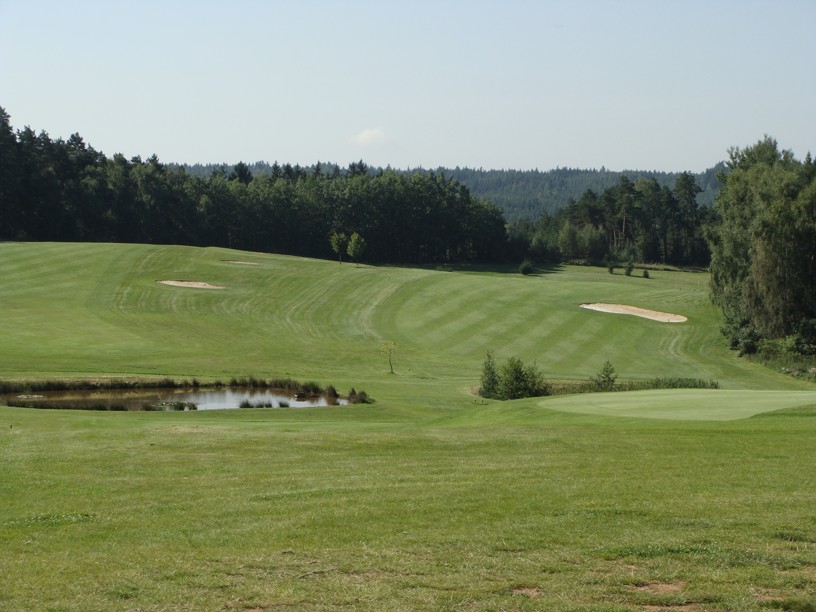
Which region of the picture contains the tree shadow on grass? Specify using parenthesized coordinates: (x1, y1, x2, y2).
(525, 263, 565, 276)
(385, 262, 566, 276)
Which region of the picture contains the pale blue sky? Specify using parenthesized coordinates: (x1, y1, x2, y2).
(1, 0, 813, 171)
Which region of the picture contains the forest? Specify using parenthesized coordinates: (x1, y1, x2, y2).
(0, 109, 506, 264)
(507, 172, 712, 267)
(0, 107, 711, 268)
(179, 161, 725, 222)
(435, 165, 724, 221)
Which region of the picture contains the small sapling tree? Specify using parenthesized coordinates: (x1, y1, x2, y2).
(379, 340, 397, 374)
(479, 351, 499, 398)
(347, 232, 367, 265)
(591, 360, 617, 391)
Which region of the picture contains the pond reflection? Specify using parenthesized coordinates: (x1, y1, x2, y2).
(4, 388, 346, 411)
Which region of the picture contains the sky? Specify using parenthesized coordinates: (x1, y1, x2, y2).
(1, 0, 814, 172)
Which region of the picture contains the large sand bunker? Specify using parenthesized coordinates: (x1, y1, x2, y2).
(580, 303, 687, 323)
(158, 280, 225, 290)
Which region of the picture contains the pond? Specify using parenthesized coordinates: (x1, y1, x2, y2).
(3, 388, 347, 411)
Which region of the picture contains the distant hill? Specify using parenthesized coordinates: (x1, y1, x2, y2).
(419, 164, 726, 222)
(176, 162, 727, 222)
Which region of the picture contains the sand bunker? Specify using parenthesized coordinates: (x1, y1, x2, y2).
(222, 260, 259, 265)
(580, 303, 687, 323)
(158, 280, 225, 290)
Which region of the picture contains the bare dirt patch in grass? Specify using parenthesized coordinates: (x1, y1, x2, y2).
(158, 280, 225, 289)
(580, 303, 687, 323)
(512, 586, 541, 598)
(634, 580, 688, 594)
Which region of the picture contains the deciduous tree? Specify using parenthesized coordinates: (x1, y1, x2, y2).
(347, 232, 366, 265)
(329, 231, 348, 263)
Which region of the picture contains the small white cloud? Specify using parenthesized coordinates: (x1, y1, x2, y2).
(350, 127, 386, 146)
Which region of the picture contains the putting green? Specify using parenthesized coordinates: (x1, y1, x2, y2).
(540, 389, 816, 421)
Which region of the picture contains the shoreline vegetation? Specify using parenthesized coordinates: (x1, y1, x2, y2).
(0, 376, 372, 408)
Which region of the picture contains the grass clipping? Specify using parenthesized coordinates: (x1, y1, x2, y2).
(580, 303, 687, 323)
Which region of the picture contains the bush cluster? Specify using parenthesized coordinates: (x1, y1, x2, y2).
(0, 377, 196, 394)
(347, 388, 372, 404)
(548, 374, 719, 396)
(479, 352, 549, 400)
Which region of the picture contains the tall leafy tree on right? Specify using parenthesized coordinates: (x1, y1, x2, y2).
(707, 136, 816, 355)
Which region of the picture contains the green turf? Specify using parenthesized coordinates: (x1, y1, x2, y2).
(0, 242, 803, 392)
(1, 243, 815, 610)
(540, 389, 816, 421)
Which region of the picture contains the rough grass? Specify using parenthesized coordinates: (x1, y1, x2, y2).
(1, 242, 816, 610)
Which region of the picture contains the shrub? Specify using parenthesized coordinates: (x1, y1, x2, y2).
(643, 269, 650, 279)
(605, 257, 616, 274)
(519, 259, 534, 275)
(495, 356, 548, 400)
(637, 377, 719, 390)
(301, 381, 323, 395)
(591, 360, 617, 391)
(547, 376, 720, 396)
(479, 351, 499, 398)
(346, 388, 372, 404)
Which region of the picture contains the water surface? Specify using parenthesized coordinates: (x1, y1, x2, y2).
(4, 387, 345, 411)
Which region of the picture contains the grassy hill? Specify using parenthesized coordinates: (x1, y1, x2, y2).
(2, 243, 815, 610)
(0, 241, 801, 392)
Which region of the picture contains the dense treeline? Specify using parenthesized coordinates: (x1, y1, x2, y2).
(708, 136, 816, 355)
(425, 165, 723, 222)
(180, 161, 725, 222)
(0, 108, 505, 264)
(506, 172, 712, 267)
(0, 106, 714, 270)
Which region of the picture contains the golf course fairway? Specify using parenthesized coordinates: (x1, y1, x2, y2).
(1, 242, 815, 610)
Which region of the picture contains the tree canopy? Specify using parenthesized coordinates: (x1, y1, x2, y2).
(506, 172, 712, 267)
(707, 136, 816, 354)
(0, 108, 507, 265)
